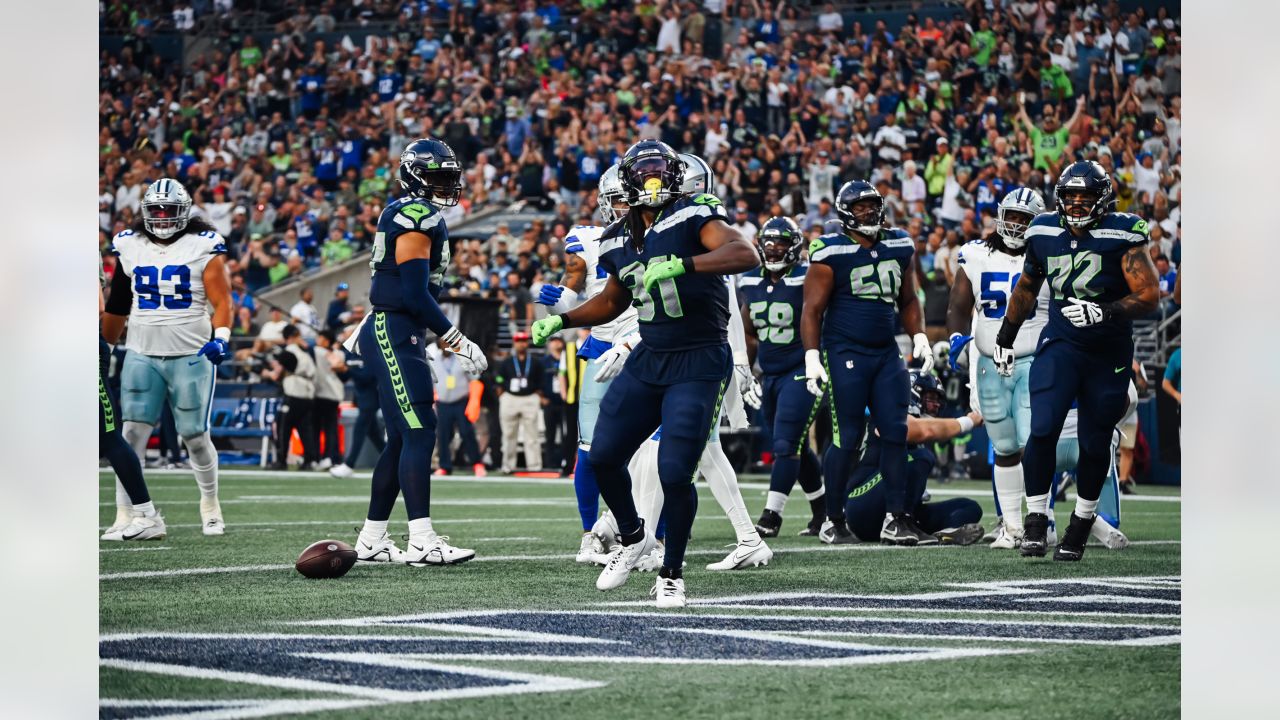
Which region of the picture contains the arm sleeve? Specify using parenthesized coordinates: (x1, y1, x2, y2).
(104, 265, 134, 315)
(399, 257, 455, 336)
(686, 195, 730, 240)
(726, 277, 749, 365)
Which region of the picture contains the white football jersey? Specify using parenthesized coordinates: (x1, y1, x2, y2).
(956, 239, 1050, 358)
(564, 225, 639, 344)
(112, 228, 226, 357)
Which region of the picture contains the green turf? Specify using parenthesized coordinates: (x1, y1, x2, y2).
(99, 470, 1181, 719)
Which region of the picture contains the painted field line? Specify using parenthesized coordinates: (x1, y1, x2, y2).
(99, 497, 577, 507)
(100, 546, 173, 553)
(100, 517, 570, 531)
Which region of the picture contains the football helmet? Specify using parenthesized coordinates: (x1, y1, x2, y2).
(598, 164, 628, 224)
(678, 152, 715, 195)
(618, 140, 684, 209)
(996, 187, 1046, 248)
(834, 180, 885, 237)
(398, 137, 463, 206)
(909, 370, 944, 418)
(756, 216, 804, 272)
(141, 178, 192, 239)
(1055, 160, 1114, 230)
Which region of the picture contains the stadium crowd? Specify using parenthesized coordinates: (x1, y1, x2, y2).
(98, 0, 1181, 471)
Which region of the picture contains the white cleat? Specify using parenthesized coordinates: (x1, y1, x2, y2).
(596, 531, 657, 591)
(1047, 520, 1058, 547)
(329, 463, 355, 478)
(576, 532, 606, 564)
(356, 532, 404, 562)
(1090, 518, 1129, 550)
(651, 576, 687, 609)
(990, 522, 1023, 550)
(118, 514, 167, 541)
(633, 546, 665, 572)
(590, 511, 620, 551)
(101, 507, 133, 541)
(402, 535, 476, 566)
(315, 458, 333, 471)
(982, 518, 1003, 543)
(199, 497, 225, 536)
(706, 539, 773, 570)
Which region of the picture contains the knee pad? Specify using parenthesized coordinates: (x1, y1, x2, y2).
(657, 457, 697, 488)
(183, 432, 218, 470)
(990, 432, 1023, 457)
(771, 436, 801, 459)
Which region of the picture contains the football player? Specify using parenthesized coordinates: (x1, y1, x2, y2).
(945, 188, 1049, 549)
(844, 371, 985, 544)
(101, 178, 232, 537)
(348, 138, 488, 566)
(535, 164, 641, 564)
(740, 217, 827, 538)
(100, 271, 164, 541)
(993, 160, 1159, 561)
(802, 180, 935, 546)
(531, 140, 759, 607)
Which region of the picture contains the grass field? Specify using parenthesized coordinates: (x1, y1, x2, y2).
(99, 468, 1180, 720)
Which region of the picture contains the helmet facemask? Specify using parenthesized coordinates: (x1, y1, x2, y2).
(760, 236, 798, 272)
(1058, 188, 1104, 229)
(996, 208, 1035, 248)
(142, 201, 190, 239)
(841, 197, 884, 237)
(622, 154, 683, 208)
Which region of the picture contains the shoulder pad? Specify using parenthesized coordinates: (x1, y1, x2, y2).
(690, 193, 724, 208)
(1092, 212, 1150, 244)
(1028, 212, 1062, 228)
(738, 275, 763, 287)
(393, 200, 443, 232)
(879, 228, 914, 249)
(810, 233, 850, 263)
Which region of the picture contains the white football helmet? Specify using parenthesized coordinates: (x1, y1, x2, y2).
(598, 164, 628, 224)
(678, 152, 714, 195)
(995, 187, 1045, 248)
(141, 178, 193, 239)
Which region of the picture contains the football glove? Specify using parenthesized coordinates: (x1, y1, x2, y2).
(441, 327, 488, 377)
(593, 342, 632, 382)
(948, 333, 974, 371)
(912, 332, 935, 373)
(993, 344, 1016, 377)
(530, 315, 564, 346)
(198, 338, 230, 365)
(535, 284, 567, 306)
(1062, 297, 1108, 328)
(735, 364, 762, 409)
(804, 349, 828, 398)
(642, 257, 689, 293)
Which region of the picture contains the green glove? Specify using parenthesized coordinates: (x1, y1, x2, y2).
(531, 314, 564, 346)
(642, 257, 689, 293)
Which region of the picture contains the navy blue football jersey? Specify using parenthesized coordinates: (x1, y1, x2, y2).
(809, 228, 916, 350)
(597, 193, 733, 352)
(1023, 211, 1149, 349)
(369, 196, 450, 314)
(739, 264, 807, 375)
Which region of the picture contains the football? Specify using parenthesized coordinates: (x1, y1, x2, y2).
(294, 540, 357, 579)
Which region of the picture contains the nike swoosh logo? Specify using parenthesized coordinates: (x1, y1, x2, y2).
(122, 530, 144, 540)
(793, 374, 806, 381)
(1114, 367, 1125, 373)
(410, 544, 423, 552)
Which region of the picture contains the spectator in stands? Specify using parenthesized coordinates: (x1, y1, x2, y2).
(495, 332, 545, 475)
(311, 330, 346, 472)
(290, 287, 319, 341)
(430, 340, 485, 477)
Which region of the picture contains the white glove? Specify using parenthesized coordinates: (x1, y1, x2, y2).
(593, 342, 632, 382)
(1062, 297, 1107, 328)
(993, 344, 1016, 377)
(441, 327, 487, 377)
(912, 332, 934, 373)
(804, 349, 828, 398)
(734, 364, 762, 409)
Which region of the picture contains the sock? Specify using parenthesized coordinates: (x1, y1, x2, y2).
(114, 480, 133, 517)
(804, 487, 825, 501)
(769, 454, 800, 497)
(573, 448, 600, 531)
(183, 432, 219, 499)
(1074, 496, 1099, 520)
(132, 501, 156, 518)
(1026, 492, 1050, 516)
(619, 519, 646, 546)
(700, 442, 760, 544)
(797, 447, 823, 494)
(360, 518, 389, 542)
(993, 463, 1025, 531)
(765, 490, 787, 514)
(659, 564, 682, 580)
(408, 517, 436, 543)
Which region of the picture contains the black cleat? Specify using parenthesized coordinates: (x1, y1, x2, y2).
(934, 523, 985, 546)
(1020, 513, 1049, 557)
(1119, 480, 1137, 495)
(819, 518, 859, 544)
(1053, 513, 1096, 562)
(755, 509, 782, 538)
(798, 515, 824, 537)
(881, 513, 938, 546)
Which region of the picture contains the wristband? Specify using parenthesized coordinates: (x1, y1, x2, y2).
(682, 256, 696, 274)
(213, 327, 231, 343)
(956, 416, 975, 434)
(994, 319, 1017, 349)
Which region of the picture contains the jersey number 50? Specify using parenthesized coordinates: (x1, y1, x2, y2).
(134, 265, 193, 310)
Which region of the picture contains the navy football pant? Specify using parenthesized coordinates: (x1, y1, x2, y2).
(844, 445, 981, 541)
(589, 363, 729, 572)
(360, 312, 438, 522)
(100, 339, 150, 505)
(761, 371, 824, 499)
(1024, 339, 1133, 506)
(822, 345, 910, 516)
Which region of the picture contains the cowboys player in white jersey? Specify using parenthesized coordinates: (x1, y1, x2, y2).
(945, 188, 1047, 547)
(536, 164, 642, 563)
(589, 154, 774, 572)
(102, 178, 234, 537)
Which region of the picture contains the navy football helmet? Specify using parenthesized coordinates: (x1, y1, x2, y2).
(1055, 160, 1114, 230)
(835, 180, 885, 237)
(909, 370, 944, 418)
(398, 138, 463, 206)
(756, 217, 804, 272)
(619, 140, 685, 209)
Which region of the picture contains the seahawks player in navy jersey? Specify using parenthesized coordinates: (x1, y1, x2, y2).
(741, 217, 826, 538)
(350, 138, 489, 567)
(530, 140, 759, 608)
(994, 160, 1159, 561)
(802, 180, 936, 546)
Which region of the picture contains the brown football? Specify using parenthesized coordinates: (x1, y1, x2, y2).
(295, 539, 357, 579)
